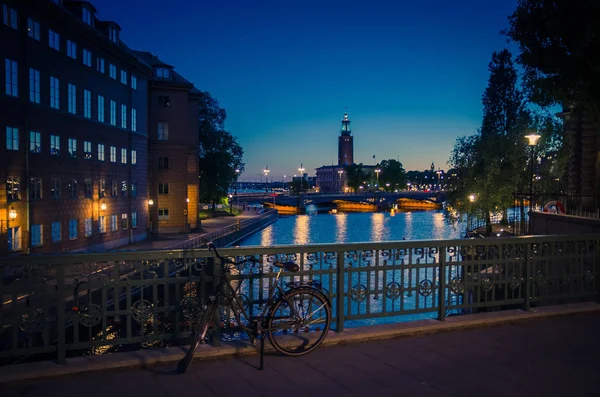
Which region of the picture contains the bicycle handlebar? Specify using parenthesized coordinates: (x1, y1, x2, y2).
(207, 242, 258, 268)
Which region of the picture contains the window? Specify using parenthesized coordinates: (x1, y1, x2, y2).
(5, 59, 18, 97)
(68, 138, 77, 157)
(121, 180, 128, 196)
(158, 208, 169, 220)
(121, 104, 127, 128)
(6, 127, 18, 151)
(84, 179, 92, 198)
(98, 216, 106, 233)
(67, 40, 77, 59)
(51, 177, 61, 198)
(132, 212, 138, 228)
(69, 219, 78, 240)
(7, 177, 20, 201)
(50, 76, 60, 109)
(121, 148, 127, 164)
(121, 213, 128, 230)
(157, 122, 169, 140)
(51, 222, 61, 243)
(120, 70, 127, 85)
(84, 218, 92, 237)
(110, 146, 116, 162)
(158, 182, 169, 195)
(131, 75, 137, 90)
(83, 49, 92, 67)
(110, 214, 117, 231)
(131, 181, 137, 197)
(29, 177, 42, 199)
(110, 100, 116, 125)
(84, 90, 91, 118)
(82, 8, 92, 25)
(67, 179, 77, 198)
(68, 84, 76, 114)
(50, 134, 60, 155)
(84, 141, 92, 159)
(155, 68, 170, 78)
(29, 68, 40, 103)
(3, 5, 17, 29)
(97, 95, 105, 122)
(30, 131, 41, 153)
(109, 27, 118, 42)
(111, 180, 117, 196)
(131, 150, 137, 165)
(158, 95, 170, 107)
(109, 64, 116, 79)
(31, 224, 43, 247)
(99, 179, 106, 198)
(27, 18, 40, 40)
(98, 143, 105, 161)
(8, 226, 21, 252)
(131, 108, 137, 132)
(97, 58, 105, 73)
(158, 157, 169, 169)
(49, 30, 60, 51)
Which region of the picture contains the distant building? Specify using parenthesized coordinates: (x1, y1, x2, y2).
(316, 112, 354, 193)
(132, 51, 201, 234)
(0, 0, 151, 254)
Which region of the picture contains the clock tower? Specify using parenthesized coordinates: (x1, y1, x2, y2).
(338, 112, 354, 166)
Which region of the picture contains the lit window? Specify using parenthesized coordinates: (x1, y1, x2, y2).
(131, 108, 137, 132)
(98, 95, 105, 122)
(109, 64, 116, 79)
(121, 104, 127, 128)
(131, 150, 137, 165)
(49, 30, 60, 51)
(131, 75, 137, 90)
(82, 8, 92, 25)
(121, 213, 128, 230)
(50, 135, 60, 155)
(110, 100, 116, 125)
(3, 5, 17, 29)
(7, 176, 20, 201)
(121, 180, 127, 196)
(110, 146, 116, 162)
(84, 218, 92, 237)
(121, 148, 127, 164)
(131, 181, 137, 197)
(30, 131, 41, 153)
(51, 222, 61, 243)
(98, 215, 106, 233)
(131, 212, 138, 228)
(157, 122, 168, 140)
(29, 68, 40, 103)
(5, 59, 18, 97)
(68, 138, 77, 157)
(99, 179, 107, 198)
(69, 219, 78, 240)
(120, 70, 127, 85)
(158, 208, 169, 220)
(83, 49, 92, 67)
(27, 18, 40, 40)
(50, 76, 60, 109)
(110, 214, 118, 231)
(31, 224, 43, 246)
(83, 90, 91, 118)
(84, 141, 92, 159)
(97, 58, 105, 73)
(68, 84, 76, 114)
(67, 40, 77, 59)
(6, 126, 19, 151)
(98, 143, 105, 161)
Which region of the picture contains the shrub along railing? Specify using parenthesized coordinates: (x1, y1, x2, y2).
(0, 234, 598, 366)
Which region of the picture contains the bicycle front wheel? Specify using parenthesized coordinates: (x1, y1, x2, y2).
(267, 287, 331, 356)
(178, 302, 216, 374)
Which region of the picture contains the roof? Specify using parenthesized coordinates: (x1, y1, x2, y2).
(132, 51, 198, 88)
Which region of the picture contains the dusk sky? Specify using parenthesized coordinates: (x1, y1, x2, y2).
(98, 0, 518, 181)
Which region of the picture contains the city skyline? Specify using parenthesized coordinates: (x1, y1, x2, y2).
(97, 0, 519, 179)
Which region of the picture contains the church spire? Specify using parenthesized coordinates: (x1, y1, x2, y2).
(340, 111, 351, 136)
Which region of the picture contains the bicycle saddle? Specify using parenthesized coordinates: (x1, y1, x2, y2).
(273, 261, 300, 273)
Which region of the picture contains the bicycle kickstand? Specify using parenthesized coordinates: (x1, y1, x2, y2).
(259, 332, 265, 371)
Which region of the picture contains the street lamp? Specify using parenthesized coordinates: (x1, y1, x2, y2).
(468, 193, 476, 235)
(229, 194, 233, 214)
(375, 168, 381, 190)
(525, 131, 541, 221)
(235, 169, 240, 209)
(147, 199, 154, 236)
(264, 166, 270, 192)
(337, 169, 344, 192)
(436, 169, 442, 191)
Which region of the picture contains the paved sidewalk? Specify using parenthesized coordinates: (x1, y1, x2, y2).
(4, 313, 599, 397)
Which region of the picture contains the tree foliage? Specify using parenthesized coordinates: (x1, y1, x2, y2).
(378, 159, 407, 191)
(197, 91, 244, 209)
(344, 163, 367, 193)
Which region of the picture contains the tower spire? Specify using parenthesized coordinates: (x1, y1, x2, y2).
(338, 109, 354, 166)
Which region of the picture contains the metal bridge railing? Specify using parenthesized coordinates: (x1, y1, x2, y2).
(1, 234, 598, 365)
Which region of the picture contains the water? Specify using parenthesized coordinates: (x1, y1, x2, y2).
(238, 210, 467, 246)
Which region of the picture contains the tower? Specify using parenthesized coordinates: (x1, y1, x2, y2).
(338, 112, 354, 166)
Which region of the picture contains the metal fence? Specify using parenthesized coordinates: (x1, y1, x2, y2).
(1, 234, 599, 365)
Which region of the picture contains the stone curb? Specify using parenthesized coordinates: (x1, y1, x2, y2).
(1, 302, 599, 383)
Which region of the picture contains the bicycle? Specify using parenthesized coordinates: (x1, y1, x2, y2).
(178, 242, 332, 373)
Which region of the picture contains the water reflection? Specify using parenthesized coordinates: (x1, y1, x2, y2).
(335, 213, 347, 242)
(432, 212, 445, 240)
(294, 215, 310, 245)
(260, 225, 274, 246)
(404, 211, 412, 240)
(370, 213, 385, 242)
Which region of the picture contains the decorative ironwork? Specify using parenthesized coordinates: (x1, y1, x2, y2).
(449, 277, 464, 294)
(507, 273, 520, 290)
(418, 279, 433, 297)
(180, 296, 202, 320)
(77, 304, 102, 327)
(480, 276, 493, 292)
(131, 300, 155, 323)
(19, 309, 45, 333)
(385, 282, 402, 300)
(583, 269, 595, 283)
(535, 271, 546, 287)
(350, 284, 367, 302)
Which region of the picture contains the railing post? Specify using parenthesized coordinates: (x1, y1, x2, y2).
(336, 250, 345, 332)
(524, 243, 532, 311)
(438, 247, 446, 321)
(56, 264, 66, 364)
(211, 257, 222, 346)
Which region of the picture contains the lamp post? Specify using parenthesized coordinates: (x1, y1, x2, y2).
(436, 169, 442, 191)
(235, 168, 240, 210)
(298, 163, 305, 194)
(147, 199, 154, 236)
(229, 194, 233, 214)
(525, 131, 541, 233)
(337, 169, 344, 193)
(468, 193, 476, 235)
(375, 168, 381, 190)
(5, 206, 17, 250)
(263, 166, 270, 192)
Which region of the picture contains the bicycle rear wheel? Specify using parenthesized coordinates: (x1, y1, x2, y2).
(178, 302, 216, 374)
(267, 287, 331, 356)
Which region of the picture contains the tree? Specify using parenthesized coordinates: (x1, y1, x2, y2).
(344, 163, 367, 193)
(448, 50, 531, 235)
(378, 159, 407, 191)
(197, 91, 244, 212)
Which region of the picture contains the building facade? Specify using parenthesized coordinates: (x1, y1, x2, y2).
(0, 0, 151, 254)
(316, 112, 355, 193)
(133, 52, 200, 234)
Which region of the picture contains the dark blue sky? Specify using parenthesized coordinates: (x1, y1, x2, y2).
(98, 0, 518, 180)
